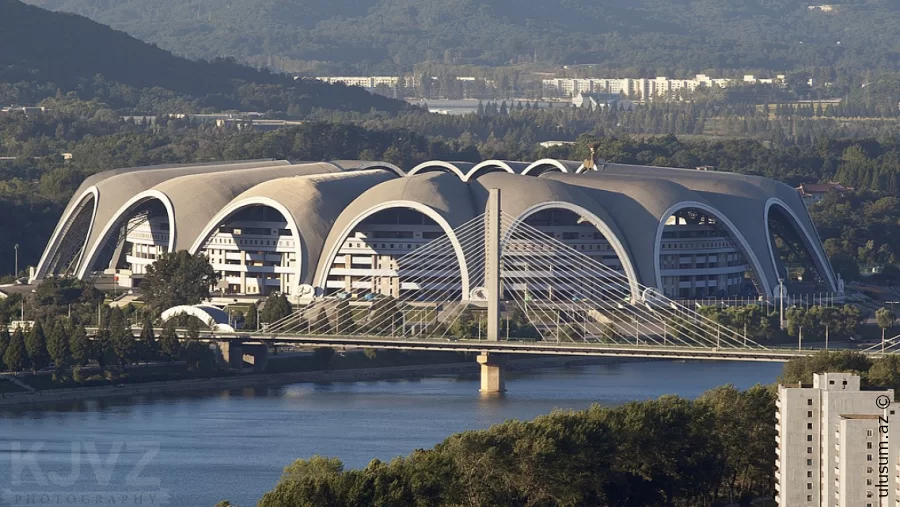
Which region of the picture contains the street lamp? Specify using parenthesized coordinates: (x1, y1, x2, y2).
(13, 243, 18, 277)
(777, 277, 786, 330)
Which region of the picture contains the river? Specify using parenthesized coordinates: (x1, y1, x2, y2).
(0, 360, 783, 507)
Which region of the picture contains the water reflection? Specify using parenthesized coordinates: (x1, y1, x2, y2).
(0, 361, 782, 506)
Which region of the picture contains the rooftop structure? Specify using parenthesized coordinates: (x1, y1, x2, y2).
(796, 182, 854, 206)
(33, 158, 837, 300)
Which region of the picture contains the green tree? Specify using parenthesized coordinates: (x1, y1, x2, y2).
(93, 328, 116, 372)
(159, 322, 181, 362)
(245, 303, 258, 331)
(186, 317, 201, 341)
(69, 323, 90, 367)
(139, 316, 158, 361)
(260, 293, 292, 324)
(0, 328, 9, 370)
(876, 307, 896, 331)
(25, 321, 49, 372)
(868, 355, 900, 391)
(313, 308, 331, 334)
(333, 300, 355, 334)
(46, 319, 70, 369)
(109, 307, 136, 367)
(3, 328, 27, 372)
(367, 296, 401, 335)
(779, 350, 872, 385)
(140, 250, 219, 316)
(182, 340, 214, 372)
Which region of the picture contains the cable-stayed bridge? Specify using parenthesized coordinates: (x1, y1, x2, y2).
(217, 190, 879, 392)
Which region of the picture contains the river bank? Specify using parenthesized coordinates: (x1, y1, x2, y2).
(0, 356, 634, 407)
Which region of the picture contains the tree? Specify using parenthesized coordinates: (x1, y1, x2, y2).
(69, 323, 89, 367)
(0, 328, 9, 370)
(159, 322, 182, 362)
(140, 250, 219, 316)
(186, 317, 201, 341)
(313, 308, 331, 334)
(140, 316, 158, 361)
(333, 300, 355, 334)
(876, 307, 896, 330)
(182, 340, 214, 372)
(25, 321, 49, 372)
(245, 303, 258, 331)
(3, 328, 27, 372)
(260, 293, 292, 324)
(368, 296, 401, 335)
(109, 307, 136, 367)
(869, 355, 900, 391)
(46, 319, 70, 369)
(93, 329, 116, 372)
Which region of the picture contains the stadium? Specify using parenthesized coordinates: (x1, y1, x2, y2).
(32, 158, 838, 302)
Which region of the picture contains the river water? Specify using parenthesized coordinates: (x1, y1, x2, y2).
(0, 361, 783, 507)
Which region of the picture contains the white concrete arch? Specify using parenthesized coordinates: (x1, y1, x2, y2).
(466, 160, 516, 181)
(76, 189, 176, 279)
(315, 200, 471, 300)
(189, 197, 304, 294)
(161, 304, 235, 332)
(522, 159, 570, 177)
(33, 186, 99, 281)
(654, 201, 772, 297)
(407, 161, 468, 180)
(764, 197, 837, 292)
(508, 201, 641, 301)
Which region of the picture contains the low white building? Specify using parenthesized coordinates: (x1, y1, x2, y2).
(776, 372, 900, 507)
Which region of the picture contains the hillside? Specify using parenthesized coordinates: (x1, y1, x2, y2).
(22, 0, 900, 73)
(1, 0, 407, 113)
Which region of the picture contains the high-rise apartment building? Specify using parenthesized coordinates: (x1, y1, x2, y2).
(776, 373, 900, 507)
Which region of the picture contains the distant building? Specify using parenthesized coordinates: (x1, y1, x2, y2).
(776, 372, 899, 507)
(572, 92, 633, 110)
(796, 182, 853, 206)
(215, 119, 305, 131)
(0, 106, 47, 115)
(543, 74, 787, 100)
(538, 141, 575, 149)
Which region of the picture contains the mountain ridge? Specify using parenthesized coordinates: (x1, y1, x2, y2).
(22, 0, 900, 72)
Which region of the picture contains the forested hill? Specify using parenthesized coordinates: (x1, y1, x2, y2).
(1, 0, 407, 113)
(22, 0, 900, 72)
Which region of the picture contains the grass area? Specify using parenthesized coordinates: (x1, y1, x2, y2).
(14, 363, 239, 391)
(0, 378, 29, 394)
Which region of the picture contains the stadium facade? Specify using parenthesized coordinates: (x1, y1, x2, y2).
(32, 159, 839, 301)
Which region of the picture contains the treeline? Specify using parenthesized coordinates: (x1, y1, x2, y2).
(0, 118, 478, 275)
(0, 275, 215, 379)
(257, 386, 774, 507)
(29, 0, 900, 74)
(0, 0, 406, 115)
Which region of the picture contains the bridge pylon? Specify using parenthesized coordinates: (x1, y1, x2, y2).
(480, 189, 506, 394)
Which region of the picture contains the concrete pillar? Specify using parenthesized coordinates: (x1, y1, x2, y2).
(486, 188, 500, 341)
(215, 341, 243, 369)
(477, 352, 506, 393)
(241, 344, 269, 372)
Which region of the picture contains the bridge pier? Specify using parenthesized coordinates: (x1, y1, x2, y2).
(215, 341, 268, 372)
(477, 352, 506, 394)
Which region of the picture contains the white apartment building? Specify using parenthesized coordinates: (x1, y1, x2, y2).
(542, 74, 785, 100)
(124, 207, 298, 296)
(776, 373, 900, 507)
